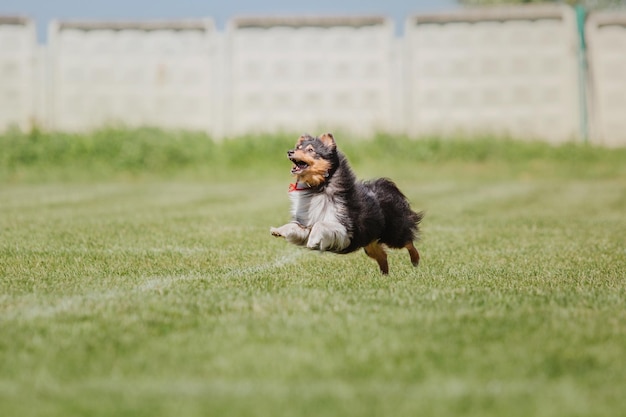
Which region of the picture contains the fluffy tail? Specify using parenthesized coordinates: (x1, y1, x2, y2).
(368, 178, 423, 248)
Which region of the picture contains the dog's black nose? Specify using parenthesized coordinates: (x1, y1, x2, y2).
(287, 150, 294, 157)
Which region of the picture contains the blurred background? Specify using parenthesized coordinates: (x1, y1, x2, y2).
(1, 0, 625, 145)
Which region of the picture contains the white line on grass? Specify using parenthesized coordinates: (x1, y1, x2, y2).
(1, 250, 303, 322)
(137, 250, 302, 291)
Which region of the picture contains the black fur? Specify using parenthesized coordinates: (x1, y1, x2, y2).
(327, 153, 423, 254)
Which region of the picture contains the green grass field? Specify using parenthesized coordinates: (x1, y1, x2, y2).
(1, 130, 625, 416)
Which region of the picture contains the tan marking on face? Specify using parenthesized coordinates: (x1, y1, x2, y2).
(291, 148, 331, 186)
(295, 135, 307, 148)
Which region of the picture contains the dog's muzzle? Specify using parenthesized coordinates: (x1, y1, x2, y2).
(288, 150, 308, 174)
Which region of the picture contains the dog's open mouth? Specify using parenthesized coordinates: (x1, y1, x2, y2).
(290, 159, 309, 174)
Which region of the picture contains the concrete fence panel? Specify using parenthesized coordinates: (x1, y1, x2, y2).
(405, 4, 581, 143)
(227, 16, 395, 137)
(0, 16, 37, 132)
(47, 19, 216, 133)
(586, 11, 626, 147)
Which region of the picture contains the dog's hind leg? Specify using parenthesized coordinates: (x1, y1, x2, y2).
(405, 242, 420, 267)
(364, 241, 389, 275)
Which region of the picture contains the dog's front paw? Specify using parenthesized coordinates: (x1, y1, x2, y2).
(271, 223, 311, 246)
(270, 227, 283, 238)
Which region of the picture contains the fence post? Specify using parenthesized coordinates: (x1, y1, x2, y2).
(575, 5, 589, 144)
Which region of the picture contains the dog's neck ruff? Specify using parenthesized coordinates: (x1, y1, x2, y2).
(289, 167, 334, 193)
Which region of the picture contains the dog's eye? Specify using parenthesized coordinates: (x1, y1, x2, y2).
(306, 146, 315, 152)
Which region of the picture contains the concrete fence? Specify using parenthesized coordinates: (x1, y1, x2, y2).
(1, 4, 625, 145)
(0, 16, 37, 132)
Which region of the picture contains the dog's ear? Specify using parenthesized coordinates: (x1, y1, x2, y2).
(319, 133, 336, 150)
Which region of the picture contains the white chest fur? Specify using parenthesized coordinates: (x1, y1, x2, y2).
(289, 190, 342, 227)
(286, 188, 351, 252)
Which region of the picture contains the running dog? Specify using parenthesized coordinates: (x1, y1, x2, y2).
(270, 133, 423, 274)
